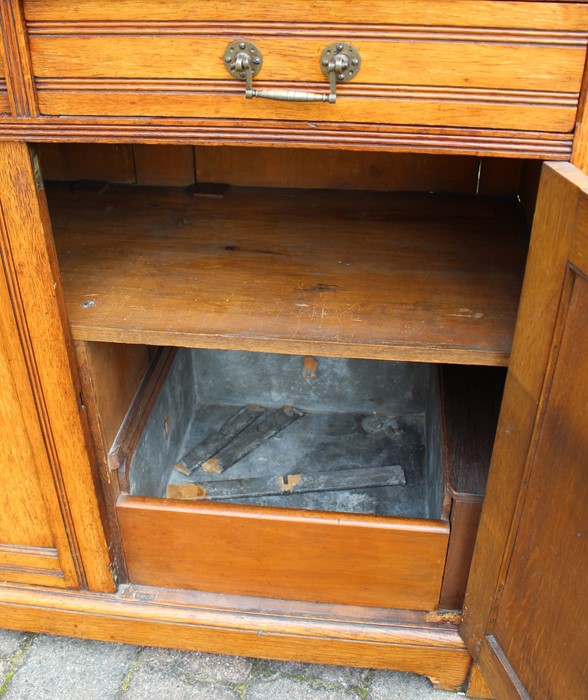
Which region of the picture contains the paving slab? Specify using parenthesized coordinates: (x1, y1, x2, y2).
(371, 670, 463, 699)
(123, 666, 242, 700)
(246, 676, 360, 700)
(0, 631, 27, 659)
(254, 659, 369, 690)
(1, 658, 11, 685)
(2, 636, 137, 700)
(141, 646, 254, 684)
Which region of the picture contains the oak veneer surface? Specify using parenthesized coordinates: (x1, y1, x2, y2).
(117, 495, 449, 610)
(22, 1, 588, 137)
(0, 583, 471, 691)
(0, 141, 116, 591)
(23, 1, 588, 25)
(0, 254, 67, 586)
(460, 163, 588, 697)
(50, 184, 526, 365)
(0, 291, 55, 550)
(489, 216, 588, 698)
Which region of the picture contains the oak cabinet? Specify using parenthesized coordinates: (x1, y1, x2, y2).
(0, 2, 587, 697)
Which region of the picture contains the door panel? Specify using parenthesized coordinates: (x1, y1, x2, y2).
(0, 194, 74, 587)
(461, 162, 588, 698)
(0, 141, 115, 591)
(492, 271, 588, 698)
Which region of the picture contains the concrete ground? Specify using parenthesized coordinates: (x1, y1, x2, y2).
(0, 628, 465, 699)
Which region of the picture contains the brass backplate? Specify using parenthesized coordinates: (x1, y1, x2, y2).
(320, 42, 361, 82)
(223, 40, 263, 81)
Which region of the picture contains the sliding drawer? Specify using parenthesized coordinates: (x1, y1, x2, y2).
(87, 344, 502, 611)
(24, 1, 588, 141)
(112, 348, 450, 610)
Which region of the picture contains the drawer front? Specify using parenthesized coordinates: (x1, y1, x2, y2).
(25, 1, 588, 135)
(117, 496, 450, 610)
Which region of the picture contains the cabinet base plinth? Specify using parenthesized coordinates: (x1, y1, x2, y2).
(0, 583, 470, 691)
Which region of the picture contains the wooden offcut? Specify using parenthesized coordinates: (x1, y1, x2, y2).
(174, 404, 266, 476)
(201, 406, 303, 474)
(167, 465, 406, 501)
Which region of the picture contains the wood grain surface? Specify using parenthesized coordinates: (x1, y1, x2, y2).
(489, 268, 588, 698)
(0, 141, 116, 592)
(0, 117, 573, 160)
(117, 495, 450, 610)
(437, 365, 504, 611)
(22, 1, 587, 137)
(37, 143, 135, 183)
(461, 162, 588, 697)
(0, 240, 70, 586)
(23, 0, 588, 30)
(442, 365, 505, 501)
(0, 0, 37, 116)
(38, 144, 524, 196)
(50, 184, 526, 365)
(0, 52, 9, 113)
(0, 582, 471, 690)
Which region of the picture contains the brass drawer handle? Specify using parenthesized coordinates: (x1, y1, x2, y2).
(223, 41, 361, 104)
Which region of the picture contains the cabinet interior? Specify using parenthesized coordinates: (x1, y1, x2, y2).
(39, 144, 537, 608)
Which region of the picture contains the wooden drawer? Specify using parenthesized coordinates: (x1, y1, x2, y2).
(24, 1, 588, 135)
(110, 349, 449, 610)
(111, 347, 451, 611)
(79, 341, 498, 612)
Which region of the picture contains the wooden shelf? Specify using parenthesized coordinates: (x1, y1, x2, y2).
(50, 184, 527, 365)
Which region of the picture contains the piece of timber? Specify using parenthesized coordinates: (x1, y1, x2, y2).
(201, 406, 304, 474)
(0, 582, 471, 691)
(51, 184, 526, 365)
(174, 404, 266, 476)
(167, 465, 406, 501)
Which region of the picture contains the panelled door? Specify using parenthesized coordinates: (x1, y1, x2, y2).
(461, 162, 588, 698)
(0, 141, 115, 591)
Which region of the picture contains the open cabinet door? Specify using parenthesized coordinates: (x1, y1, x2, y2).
(0, 141, 115, 592)
(461, 162, 588, 698)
